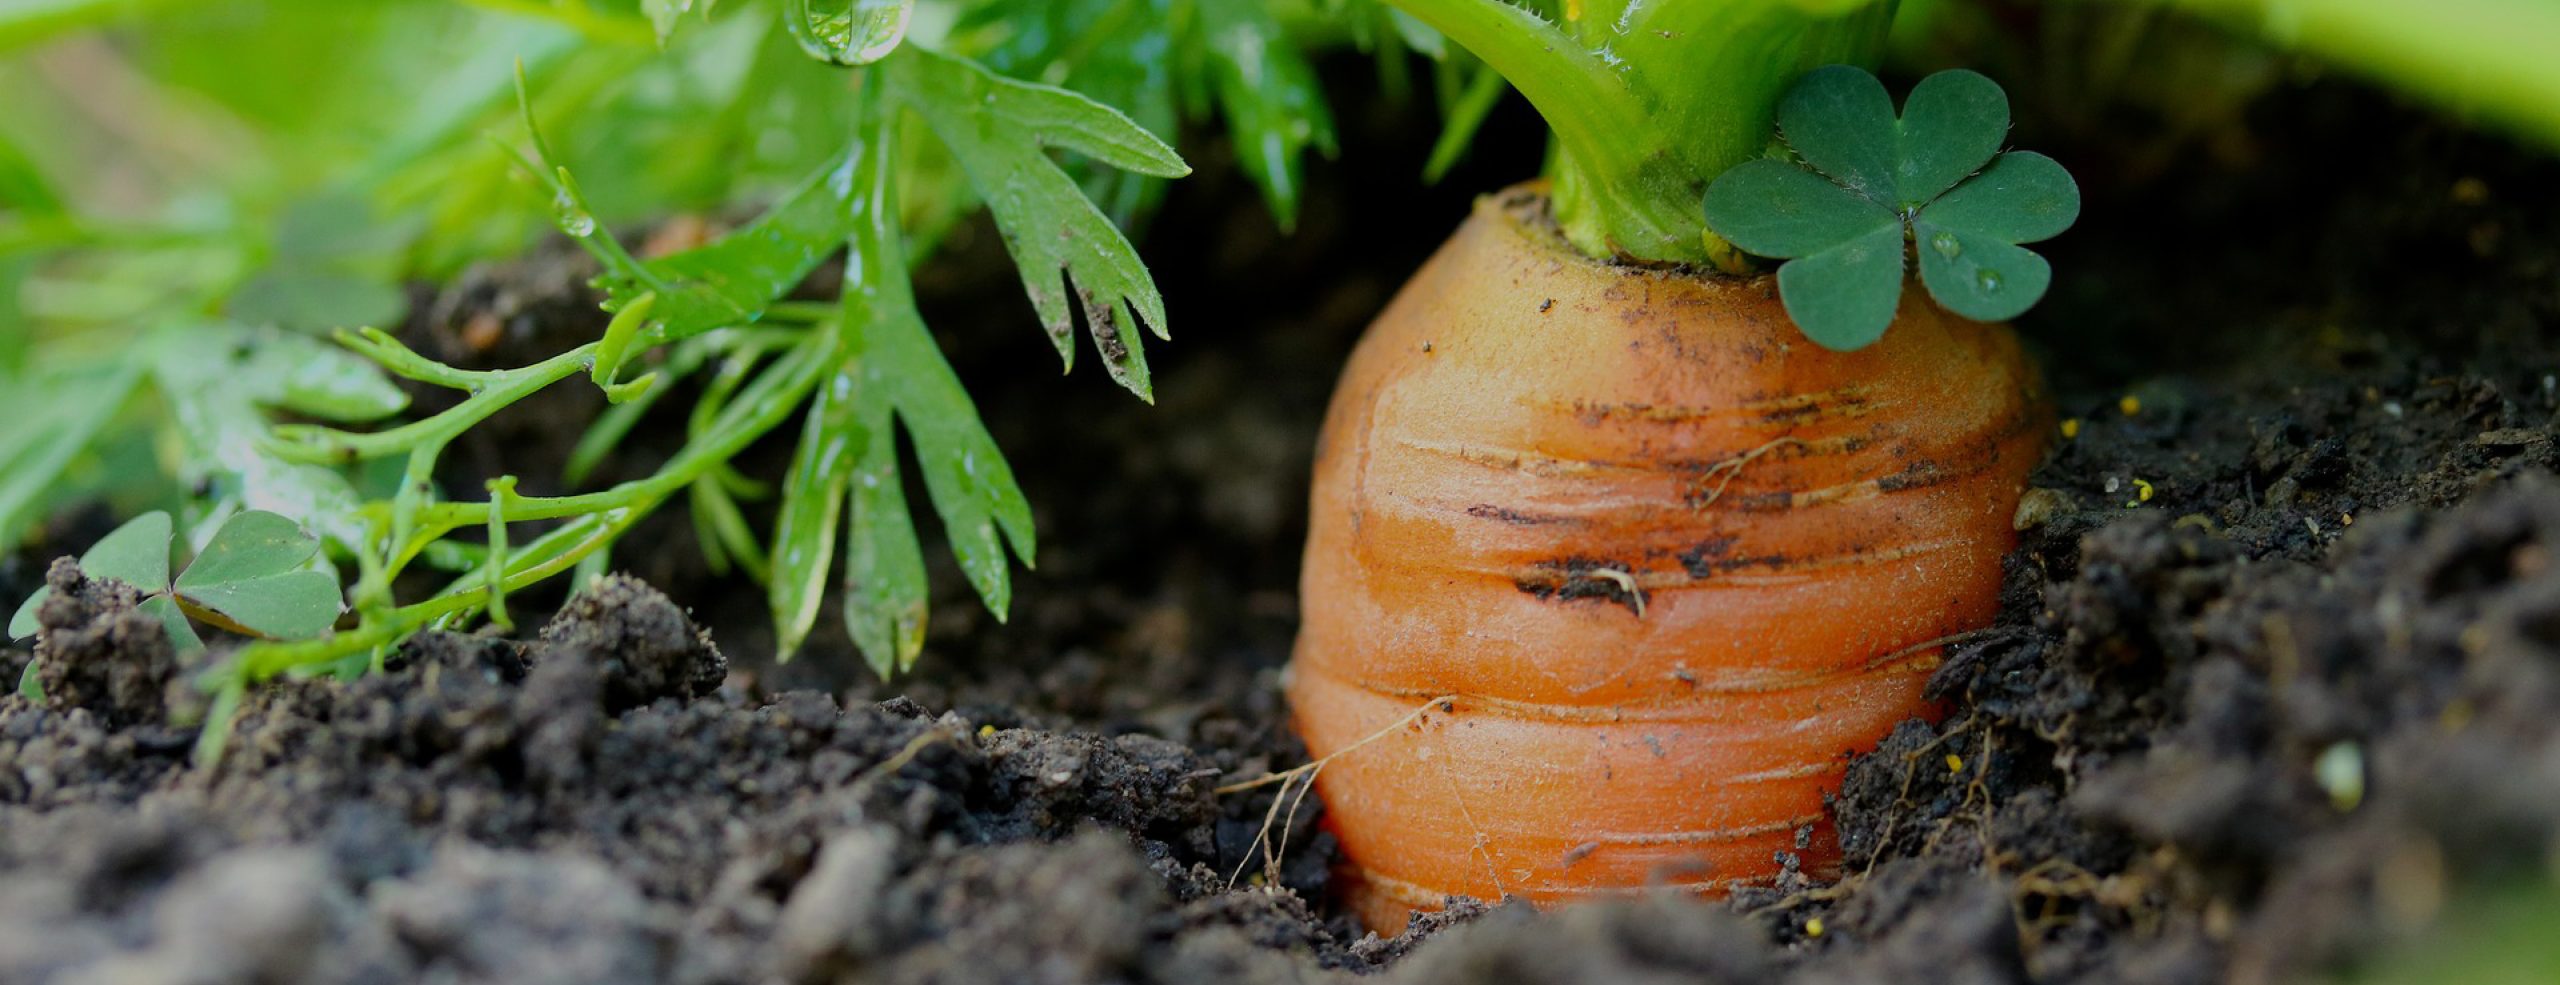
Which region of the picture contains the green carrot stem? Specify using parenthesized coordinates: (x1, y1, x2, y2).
(1384, 0, 1898, 264)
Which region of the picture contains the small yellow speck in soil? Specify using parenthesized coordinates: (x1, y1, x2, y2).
(2119, 394, 2142, 416)
(2341, 512, 2354, 526)
(1945, 753, 1964, 774)
(2127, 478, 2154, 507)
(1806, 917, 1825, 937)
(2060, 418, 2081, 439)
(977, 724, 996, 739)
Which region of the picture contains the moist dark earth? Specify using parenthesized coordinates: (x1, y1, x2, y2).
(7, 60, 2560, 984)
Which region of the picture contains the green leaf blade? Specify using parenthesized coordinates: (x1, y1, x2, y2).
(1915, 223, 2053, 323)
(82, 511, 175, 595)
(1776, 64, 1898, 202)
(1719, 65, 2075, 346)
(861, 309, 1036, 622)
(892, 46, 1179, 400)
(174, 511, 320, 593)
(7, 591, 39, 640)
(768, 370, 858, 660)
(841, 396, 928, 679)
(171, 511, 340, 640)
(1776, 221, 1908, 351)
(622, 151, 868, 344)
(1703, 159, 1901, 259)
(176, 570, 343, 641)
(1892, 68, 2009, 207)
(1198, 0, 1334, 228)
(985, 74, 1191, 181)
(1923, 151, 2081, 244)
(137, 594, 205, 655)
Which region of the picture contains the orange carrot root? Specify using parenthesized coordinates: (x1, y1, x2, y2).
(1288, 187, 2047, 932)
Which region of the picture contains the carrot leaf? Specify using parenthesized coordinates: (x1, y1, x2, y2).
(1703, 65, 2080, 350)
(888, 46, 1188, 402)
(1197, 0, 1339, 231)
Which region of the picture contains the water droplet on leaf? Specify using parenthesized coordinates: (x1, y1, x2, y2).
(1931, 231, 1962, 259)
(1976, 269, 2003, 292)
(785, 0, 913, 65)
(552, 191, 596, 238)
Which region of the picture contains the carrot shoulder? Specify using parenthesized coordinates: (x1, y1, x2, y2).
(1288, 188, 2046, 931)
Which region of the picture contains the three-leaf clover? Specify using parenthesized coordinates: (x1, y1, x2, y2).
(1703, 65, 2081, 350)
(9, 510, 345, 658)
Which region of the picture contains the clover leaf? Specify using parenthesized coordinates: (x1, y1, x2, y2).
(1703, 65, 2080, 350)
(9, 510, 343, 656)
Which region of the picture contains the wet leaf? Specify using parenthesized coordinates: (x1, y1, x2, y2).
(840, 384, 927, 678)
(988, 0, 1175, 221)
(769, 369, 857, 659)
(851, 299, 1035, 628)
(890, 45, 1187, 401)
(172, 510, 341, 641)
(1703, 65, 2076, 347)
(609, 152, 868, 345)
(785, 0, 913, 66)
(508, 80, 861, 348)
(1198, 0, 1338, 230)
(1914, 223, 2052, 323)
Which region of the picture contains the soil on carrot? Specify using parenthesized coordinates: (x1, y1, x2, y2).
(7, 68, 2560, 984)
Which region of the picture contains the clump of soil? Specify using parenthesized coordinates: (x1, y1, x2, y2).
(7, 65, 2560, 985)
(22, 559, 181, 727)
(2, 576, 1306, 983)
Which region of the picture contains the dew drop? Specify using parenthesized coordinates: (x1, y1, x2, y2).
(552, 190, 596, 238)
(1930, 231, 1962, 259)
(1976, 269, 2004, 292)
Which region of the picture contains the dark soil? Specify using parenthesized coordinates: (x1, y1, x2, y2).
(9, 58, 2560, 985)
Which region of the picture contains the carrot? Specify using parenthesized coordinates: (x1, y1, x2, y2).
(1286, 1, 2069, 932)
(1280, 0, 2078, 931)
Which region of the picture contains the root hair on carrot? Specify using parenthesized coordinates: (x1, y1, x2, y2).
(1216, 694, 1459, 891)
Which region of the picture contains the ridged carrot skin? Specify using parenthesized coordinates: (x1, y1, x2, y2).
(1288, 188, 2046, 932)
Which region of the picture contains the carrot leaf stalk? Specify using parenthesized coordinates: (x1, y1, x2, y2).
(1381, 0, 1898, 264)
(1704, 65, 2081, 350)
